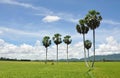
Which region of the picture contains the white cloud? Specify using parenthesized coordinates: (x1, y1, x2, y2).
(0, 26, 40, 37)
(96, 36, 120, 55)
(0, 26, 68, 44)
(0, 39, 44, 60)
(0, 0, 39, 10)
(68, 18, 79, 23)
(57, 13, 80, 23)
(102, 19, 120, 25)
(0, 0, 52, 15)
(0, 38, 84, 60)
(0, 36, 119, 60)
(0, 26, 56, 38)
(36, 13, 79, 23)
(0, 0, 80, 23)
(42, 15, 61, 23)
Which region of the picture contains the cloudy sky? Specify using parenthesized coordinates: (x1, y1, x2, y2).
(0, 0, 120, 60)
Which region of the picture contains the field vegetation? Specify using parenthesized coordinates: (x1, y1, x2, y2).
(0, 61, 119, 78)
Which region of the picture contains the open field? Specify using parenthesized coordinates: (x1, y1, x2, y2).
(0, 61, 120, 78)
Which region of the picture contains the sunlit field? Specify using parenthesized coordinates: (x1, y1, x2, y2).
(0, 61, 119, 78)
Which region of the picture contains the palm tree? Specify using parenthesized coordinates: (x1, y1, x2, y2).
(63, 35, 72, 63)
(76, 19, 89, 67)
(42, 36, 51, 64)
(84, 40, 92, 62)
(53, 33, 62, 62)
(84, 10, 102, 67)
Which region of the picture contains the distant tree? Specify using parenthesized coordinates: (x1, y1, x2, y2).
(76, 19, 89, 67)
(63, 35, 72, 63)
(53, 33, 62, 62)
(42, 36, 51, 64)
(85, 10, 102, 67)
(84, 40, 92, 62)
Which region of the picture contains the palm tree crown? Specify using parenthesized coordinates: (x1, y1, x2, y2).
(63, 35, 72, 45)
(53, 33, 62, 45)
(42, 36, 51, 48)
(76, 19, 89, 34)
(84, 40, 92, 50)
(84, 10, 102, 30)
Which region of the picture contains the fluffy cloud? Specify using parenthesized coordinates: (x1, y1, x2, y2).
(0, 38, 84, 60)
(96, 36, 120, 55)
(42, 15, 61, 23)
(0, 36, 120, 60)
(0, 39, 44, 60)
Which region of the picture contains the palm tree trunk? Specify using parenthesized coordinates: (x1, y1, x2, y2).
(88, 49, 90, 62)
(67, 44, 68, 63)
(87, 49, 91, 66)
(57, 45, 58, 63)
(83, 34, 89, 67)
(45, 47, 48, 64)
(92, 29, 95, 68)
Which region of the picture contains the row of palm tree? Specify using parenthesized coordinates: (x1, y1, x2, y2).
(42, 10, 102, 67)
(76, 10, 102, 68)
(42, 33, 72, 64)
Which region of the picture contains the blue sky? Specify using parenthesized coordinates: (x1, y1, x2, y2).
(0, 0, 120, 59)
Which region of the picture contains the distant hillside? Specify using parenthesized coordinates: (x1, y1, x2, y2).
(59, 54, 120, 62)
(80, 53, 120, 61)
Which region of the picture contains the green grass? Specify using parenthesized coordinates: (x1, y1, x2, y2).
(0, 61, 119, 78)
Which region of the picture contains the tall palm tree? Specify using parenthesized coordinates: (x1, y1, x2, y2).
(42, 36, 51, 64)
(84, 10, 102, 67)
(76, 19, 89, 67)
(53, 33, 62, 62)
(63, 35, 72, 63)
(84, 40, 92, 62)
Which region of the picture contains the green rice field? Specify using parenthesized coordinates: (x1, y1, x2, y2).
(0, 61, 119, 78)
